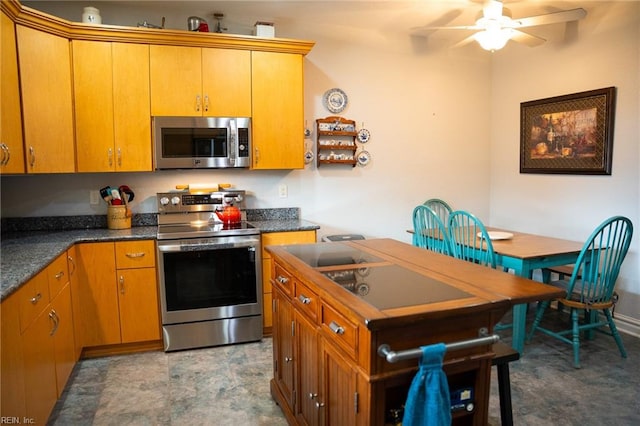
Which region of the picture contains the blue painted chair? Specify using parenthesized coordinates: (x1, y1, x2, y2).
(527, 216, 633, 368)
(412, 205, 451, 255)
(423, 198, 453, 227)
(447, 210, 497, 269)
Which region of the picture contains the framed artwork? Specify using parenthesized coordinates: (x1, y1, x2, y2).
(520, 87, 616, 175)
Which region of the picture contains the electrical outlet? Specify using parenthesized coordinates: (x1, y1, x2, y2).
(90, 190, 100, 205)
(278, 184, 288, 198)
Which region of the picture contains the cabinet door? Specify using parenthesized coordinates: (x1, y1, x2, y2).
(1, 290, 26, 419)
(262, 231, 317, 332)
(17, 25, 75, 173)
(51, 283, 76, 397)
(117, 268, 161, 343)
(0, 11, 25, 174)
(75, 243, 121, 347)
(67, 245, 83, 360)
(320, 338, 358, 426)
(112, 42, 152, 171)
(21, 304, 58, 425)
(251, 51, 304, 169)
(201, 48, 251, 117)
(295, 311, 320, 426)
(72, 40, 115, 172)
(150, 45, 202, 116)
(273, 287, 295, 408)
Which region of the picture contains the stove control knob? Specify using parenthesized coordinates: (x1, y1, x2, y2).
(171, 196, 181, 205)
(159, 197, 170, 206)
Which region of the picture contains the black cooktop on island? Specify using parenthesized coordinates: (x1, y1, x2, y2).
(322, 265, 473, 310)
(282, 243, 385, 267)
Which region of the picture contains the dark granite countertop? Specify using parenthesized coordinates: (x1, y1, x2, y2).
(1, 213, 319, 301)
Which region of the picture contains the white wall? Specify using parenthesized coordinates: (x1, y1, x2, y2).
(488, 1, 640, 330)
(4, 1, 639, 328)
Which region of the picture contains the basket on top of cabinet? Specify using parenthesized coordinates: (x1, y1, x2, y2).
(316, 116, 357, 167)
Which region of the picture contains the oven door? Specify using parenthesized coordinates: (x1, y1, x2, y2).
(157, 235, 262, 325)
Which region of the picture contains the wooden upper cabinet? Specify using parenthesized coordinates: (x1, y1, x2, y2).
(0, 10, 25, 174)
(251, 51, 304, 170)
(17, 25, 75, 173)
(201, 48, 251, 117)
(73, 41, 151, 172)
(150, 45, 251, 117)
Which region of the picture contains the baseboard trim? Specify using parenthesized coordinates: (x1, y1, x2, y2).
(614, 313, 640, 338)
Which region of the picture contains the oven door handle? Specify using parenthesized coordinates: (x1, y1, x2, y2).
(157, 238, 260, 253)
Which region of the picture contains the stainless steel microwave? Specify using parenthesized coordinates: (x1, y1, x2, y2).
(153, 116, 251, 169)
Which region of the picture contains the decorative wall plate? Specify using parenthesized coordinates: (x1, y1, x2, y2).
(304, 150, 314, 164)
(357, 128, 370, 143)
(323, 88, 348, 113)
(356, 150, 371, 166)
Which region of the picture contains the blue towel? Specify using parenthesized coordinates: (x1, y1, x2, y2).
(402, 343, 451, 426)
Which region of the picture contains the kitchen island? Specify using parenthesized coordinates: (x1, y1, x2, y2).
(266, 238, 564, 425)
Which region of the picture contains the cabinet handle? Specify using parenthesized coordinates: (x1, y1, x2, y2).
(329, 321, 345, 335)
(117, 147, 122, 167)
(68, 255, 76, 276)
(55, 271, 65, 280)
(30, 292, 42, 304)
(1, 143, 9, 166)
(309, 393, 318, 400)
(315, 401, 325, 409)
(195, 95, 201, 112)
(29, 146, 35, 167)
(203, 95, 209, 112)
(284, 356, 292, 363)
(276, 276, 289, 285)
(49, 309, 59, 336)
(254, 147, 260, 164)
(298, 294, 311, 305)
(125, 252, 146, 258)
(119, 275, 125, 294)
(108, 148, 113, 166)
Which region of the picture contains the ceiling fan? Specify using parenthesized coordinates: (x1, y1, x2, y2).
(413, 0, 587, 52)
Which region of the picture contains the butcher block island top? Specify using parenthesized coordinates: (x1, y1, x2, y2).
(266, 238, 563, 426)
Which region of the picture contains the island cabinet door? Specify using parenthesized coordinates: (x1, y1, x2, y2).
(294, 310, 319, 426)
(319, 338, 358, 426)
(273, 287, 295, 408)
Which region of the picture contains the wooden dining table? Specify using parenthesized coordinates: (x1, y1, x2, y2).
(485, 227, 585, 353)
(409, 225, 585, 353)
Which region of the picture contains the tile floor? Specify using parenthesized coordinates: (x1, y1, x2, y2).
(48, 312, 640, 426)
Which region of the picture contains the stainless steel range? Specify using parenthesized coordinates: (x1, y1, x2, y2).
(156, 189, 262, 351)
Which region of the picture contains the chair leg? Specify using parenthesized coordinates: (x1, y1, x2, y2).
(603, 308, 628, 358)
(571, 308, 581, 369)
(496, 363, 514, 426)
(527, 300, 549, 342)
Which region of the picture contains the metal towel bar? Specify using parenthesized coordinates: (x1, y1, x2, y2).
(377, 327, 500, 363)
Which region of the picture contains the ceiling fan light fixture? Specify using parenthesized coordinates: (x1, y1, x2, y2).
(474, 28, 512, 51)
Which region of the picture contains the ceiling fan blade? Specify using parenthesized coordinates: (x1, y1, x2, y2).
(514, 8, 587, 28)
(410, 25, 481, 33)
(452, 34, 478, 48)
(510, 29, 546, 47)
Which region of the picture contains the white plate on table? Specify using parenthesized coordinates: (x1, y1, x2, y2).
(478, 231, 514, 241)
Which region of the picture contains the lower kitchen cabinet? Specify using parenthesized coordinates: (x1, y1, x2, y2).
(272, 265, 360, 426)
(75, 240, 161, 351)
(273, 286, 295, 409)
(262, 230, 317, 334)
(1, 251, 75, 424)
(0, 283, 26, 420)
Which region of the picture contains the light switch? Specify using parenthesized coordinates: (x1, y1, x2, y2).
(278, 184, 288, 198)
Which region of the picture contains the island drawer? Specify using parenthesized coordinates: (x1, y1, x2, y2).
(293, 280, 318, 322)
(321, 302, 358, 360)
(273, 264, 294, 296)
